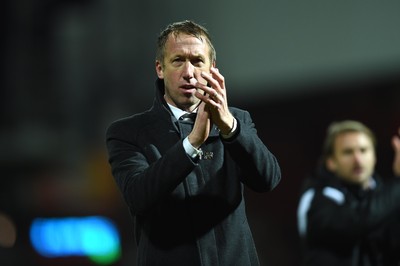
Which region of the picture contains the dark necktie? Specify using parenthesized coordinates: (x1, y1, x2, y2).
(179, 112, 197, 123)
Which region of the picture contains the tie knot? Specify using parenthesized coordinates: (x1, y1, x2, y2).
(179, 113, 197, 122)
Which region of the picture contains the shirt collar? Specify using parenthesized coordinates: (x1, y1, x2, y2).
(367, 177, 377, 190)
(166, 102, 197, 120)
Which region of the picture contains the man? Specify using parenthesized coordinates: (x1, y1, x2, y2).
(106, 20, 281, 266)
(297, 120, 400, 266)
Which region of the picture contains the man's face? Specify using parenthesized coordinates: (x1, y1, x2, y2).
(155, 33, 214, 112)
(327, 132, 376, 188)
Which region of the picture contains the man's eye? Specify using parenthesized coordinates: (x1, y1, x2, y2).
(193, 59, 204, 66)
(342, 149, 353, 155)
(172, 59, 184, 66)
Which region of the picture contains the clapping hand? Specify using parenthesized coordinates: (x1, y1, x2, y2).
(194, 67, 234, 135)
(392, 127, 400, 176)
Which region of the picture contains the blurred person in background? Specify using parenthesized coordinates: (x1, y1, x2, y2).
(106, 20, 281, 266)
(297, 120, 400, 266)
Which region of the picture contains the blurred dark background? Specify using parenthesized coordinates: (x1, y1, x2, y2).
(1, 1, 400, 265)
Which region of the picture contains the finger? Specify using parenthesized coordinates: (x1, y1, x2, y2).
(195, 85, 210, 98)
(210, 67, 225, 89)
(201, 72, 221, 92)
(195, 80, 220, 100)
(392, 136, 400, 150)
(194, 89, 207, 102)
(194, 88, 220, 109)
(396, 136, 400, 147)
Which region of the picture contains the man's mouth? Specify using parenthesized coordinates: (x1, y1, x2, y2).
(180, 85, 197, 95)
(181, 84, 196, 90)
(353, 166, 364, 175)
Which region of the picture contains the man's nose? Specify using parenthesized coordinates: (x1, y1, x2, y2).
(353, 151, 363, 163)
(182, 61, 195, 80)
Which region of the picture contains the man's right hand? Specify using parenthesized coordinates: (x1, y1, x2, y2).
(188, 102, 211, 149)
(392, 127, 400, 176)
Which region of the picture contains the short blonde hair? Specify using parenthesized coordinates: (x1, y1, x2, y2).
(322, 120, 376, 160)
(156, 20, 216, 66)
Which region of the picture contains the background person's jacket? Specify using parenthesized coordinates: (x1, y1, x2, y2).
(297, 167, 400, 266)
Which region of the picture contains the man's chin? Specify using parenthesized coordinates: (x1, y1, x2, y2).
(177, 100, 200, 111)
(351, 175, 370, 185)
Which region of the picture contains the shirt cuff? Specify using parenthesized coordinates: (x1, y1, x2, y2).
(220, 118, 237, 139)
(183, 137, 202, 158)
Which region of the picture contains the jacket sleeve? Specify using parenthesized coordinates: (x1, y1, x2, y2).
(106, 119, 197, 216)
(222, 109, 281, 192)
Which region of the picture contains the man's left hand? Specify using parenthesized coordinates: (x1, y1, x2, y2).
(392, 127, 400, 176)
(195, 67, 234, 135)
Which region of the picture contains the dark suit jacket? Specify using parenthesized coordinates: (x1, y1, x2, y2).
(106, 79, 281, 266)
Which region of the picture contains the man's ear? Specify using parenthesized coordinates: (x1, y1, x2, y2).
(326, 157, 336, 172)
(155, 60, 164, 79)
